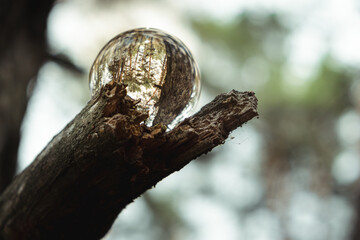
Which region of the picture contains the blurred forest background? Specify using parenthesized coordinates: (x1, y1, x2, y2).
(1, 0, 360, 239)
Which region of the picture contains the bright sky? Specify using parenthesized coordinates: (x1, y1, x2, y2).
(47, 0, 360, 69)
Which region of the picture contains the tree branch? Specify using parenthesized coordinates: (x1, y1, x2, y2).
(0, 82, 258, 240)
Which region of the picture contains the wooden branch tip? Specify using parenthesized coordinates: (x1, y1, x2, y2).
(0, 82, 258, 240)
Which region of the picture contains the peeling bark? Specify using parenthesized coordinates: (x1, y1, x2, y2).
(0, 82, 258, 239)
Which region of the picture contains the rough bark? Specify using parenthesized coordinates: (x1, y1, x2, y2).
(0, 82, 258, 240)
(0, 0, 56, 193)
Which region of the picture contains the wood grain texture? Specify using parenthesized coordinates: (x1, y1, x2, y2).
(0, 82, 258, 240)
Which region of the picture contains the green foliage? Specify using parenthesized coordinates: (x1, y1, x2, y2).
(192, 12, 288, 62)
(304, 57, 352, 110)
(191, 12, 354, 111)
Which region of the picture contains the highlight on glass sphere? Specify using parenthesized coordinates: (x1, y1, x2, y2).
(89, 28, 201, 128)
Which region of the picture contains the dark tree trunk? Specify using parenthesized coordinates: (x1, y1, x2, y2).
(0, 0, 56, 193)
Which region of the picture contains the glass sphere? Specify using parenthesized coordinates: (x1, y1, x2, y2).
(89, 28, 201, 128)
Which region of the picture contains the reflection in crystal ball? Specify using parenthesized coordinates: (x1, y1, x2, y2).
(89, 28, 201, 128)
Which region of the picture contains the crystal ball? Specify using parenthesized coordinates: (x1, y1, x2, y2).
(89, 28, 201, 128)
